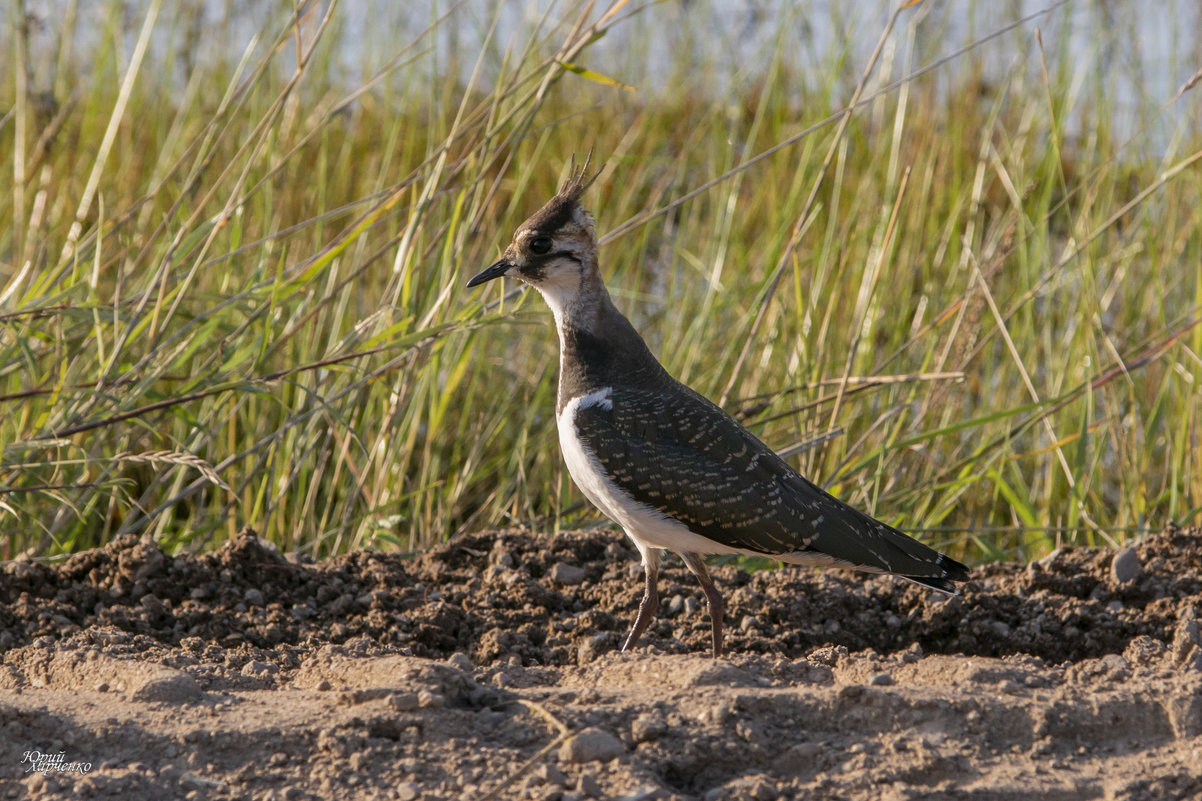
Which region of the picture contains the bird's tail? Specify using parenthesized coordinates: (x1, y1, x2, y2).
(898, 552, 970, 595)
(796, 500, 970, 593)
(855, 522, 970, 593)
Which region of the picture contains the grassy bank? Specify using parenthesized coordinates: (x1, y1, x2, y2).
(2, 0, 1200, 562)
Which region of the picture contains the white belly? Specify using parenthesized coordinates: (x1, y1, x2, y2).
(556, 388, 742, 557)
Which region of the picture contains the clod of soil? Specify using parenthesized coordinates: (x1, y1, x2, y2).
(1, 524, 1200, 800)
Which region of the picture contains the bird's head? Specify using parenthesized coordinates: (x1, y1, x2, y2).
(467, 157, 603, 312)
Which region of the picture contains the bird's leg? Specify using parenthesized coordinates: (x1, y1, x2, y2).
(622, 547, 661, 652)
(681, 552, 724, 658)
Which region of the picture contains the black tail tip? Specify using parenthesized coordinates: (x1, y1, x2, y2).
(937, 553, 971, 582)
(908, 554, 970, 595)
(910, 575, 961, 595)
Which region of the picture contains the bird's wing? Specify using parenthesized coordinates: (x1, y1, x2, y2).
(571, 383, 968, 586)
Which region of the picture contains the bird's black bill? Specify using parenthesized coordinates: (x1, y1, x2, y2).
(466, 259, 512, 287)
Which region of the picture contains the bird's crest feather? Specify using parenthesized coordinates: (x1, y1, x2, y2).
(558, 151, 602, 204)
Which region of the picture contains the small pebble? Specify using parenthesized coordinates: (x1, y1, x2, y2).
(417, 690, 445, 710)
(390, 692, 420, 712)
(619, 787, 664, 801)
(538, 763, 567, 788)
(240, 660, 277, 677)
(630, 713, 667, 743)
(791, 742, 822, 759)
(490, 547, 514, 568)
(1110, 547, 1143, 584)
(549, 562, 587, 585)
(578, 773, 602, 798)
(558, 727, 624, 764)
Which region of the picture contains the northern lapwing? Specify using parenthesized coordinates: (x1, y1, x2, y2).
(467, 158, 969, 657)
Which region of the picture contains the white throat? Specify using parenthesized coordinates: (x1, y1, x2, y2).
(533, 268, 590, 333)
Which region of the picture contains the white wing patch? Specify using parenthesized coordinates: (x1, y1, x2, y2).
(576, 387, 613, 411)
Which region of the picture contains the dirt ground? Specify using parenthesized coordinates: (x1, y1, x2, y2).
(1, 523, 1200, 800)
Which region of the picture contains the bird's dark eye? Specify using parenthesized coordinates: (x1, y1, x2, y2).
(529, 236, 553, 255)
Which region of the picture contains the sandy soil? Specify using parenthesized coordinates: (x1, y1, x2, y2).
(1, 524, 1200, 800)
